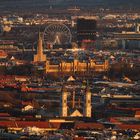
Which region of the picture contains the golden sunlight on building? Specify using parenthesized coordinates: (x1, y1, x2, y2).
(34, 33, 46, 62)
(46, 59, 109, 74)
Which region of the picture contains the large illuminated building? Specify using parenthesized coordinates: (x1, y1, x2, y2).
(46, 58, 109, 74)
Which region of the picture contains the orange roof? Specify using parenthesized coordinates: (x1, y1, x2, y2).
(74, 137, 85, 140)
(75, 122, 104, 129)
(0, 113, 10, 117)
(0, 50, 7, 58)
(135, 111, 140, 115)
(0, 121, 60, 129)
(117, 124, 140, 130)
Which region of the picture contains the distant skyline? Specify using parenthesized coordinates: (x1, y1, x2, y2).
(0, 0, 140, 11)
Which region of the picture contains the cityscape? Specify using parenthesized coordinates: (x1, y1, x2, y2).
(0, 0, 140, 140)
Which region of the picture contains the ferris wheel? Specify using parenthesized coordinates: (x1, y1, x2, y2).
(43, 23, 72, 47)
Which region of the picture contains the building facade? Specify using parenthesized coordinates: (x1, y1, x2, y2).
(46, 59, 109, 74)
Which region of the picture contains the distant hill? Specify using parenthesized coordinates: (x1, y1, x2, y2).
(0, 0, 140, 11)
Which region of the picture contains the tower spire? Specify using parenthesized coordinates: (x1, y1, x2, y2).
(34, 32, 46, 62)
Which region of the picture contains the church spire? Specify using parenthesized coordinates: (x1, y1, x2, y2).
(34, 32, 46, 62)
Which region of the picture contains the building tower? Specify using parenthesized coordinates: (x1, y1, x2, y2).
(135, 23, 140, 32)
(84, 88, 92, 117)
(61, 89, 68, 117)
(34, 32, 46, 62)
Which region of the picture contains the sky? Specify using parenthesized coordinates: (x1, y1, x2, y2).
(0, 0, 139, 11)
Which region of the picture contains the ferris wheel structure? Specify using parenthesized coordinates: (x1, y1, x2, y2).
(43, 23, 72, 47)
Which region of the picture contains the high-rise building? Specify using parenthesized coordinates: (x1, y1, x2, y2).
(77, 18, 97, 47)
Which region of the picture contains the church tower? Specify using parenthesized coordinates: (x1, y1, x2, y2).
(34, 32, 46, 62)
(84, 88, 92, 117)
(61, 89, 68, 117)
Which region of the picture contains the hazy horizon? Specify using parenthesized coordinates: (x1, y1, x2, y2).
(0, 0, 140, 11)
